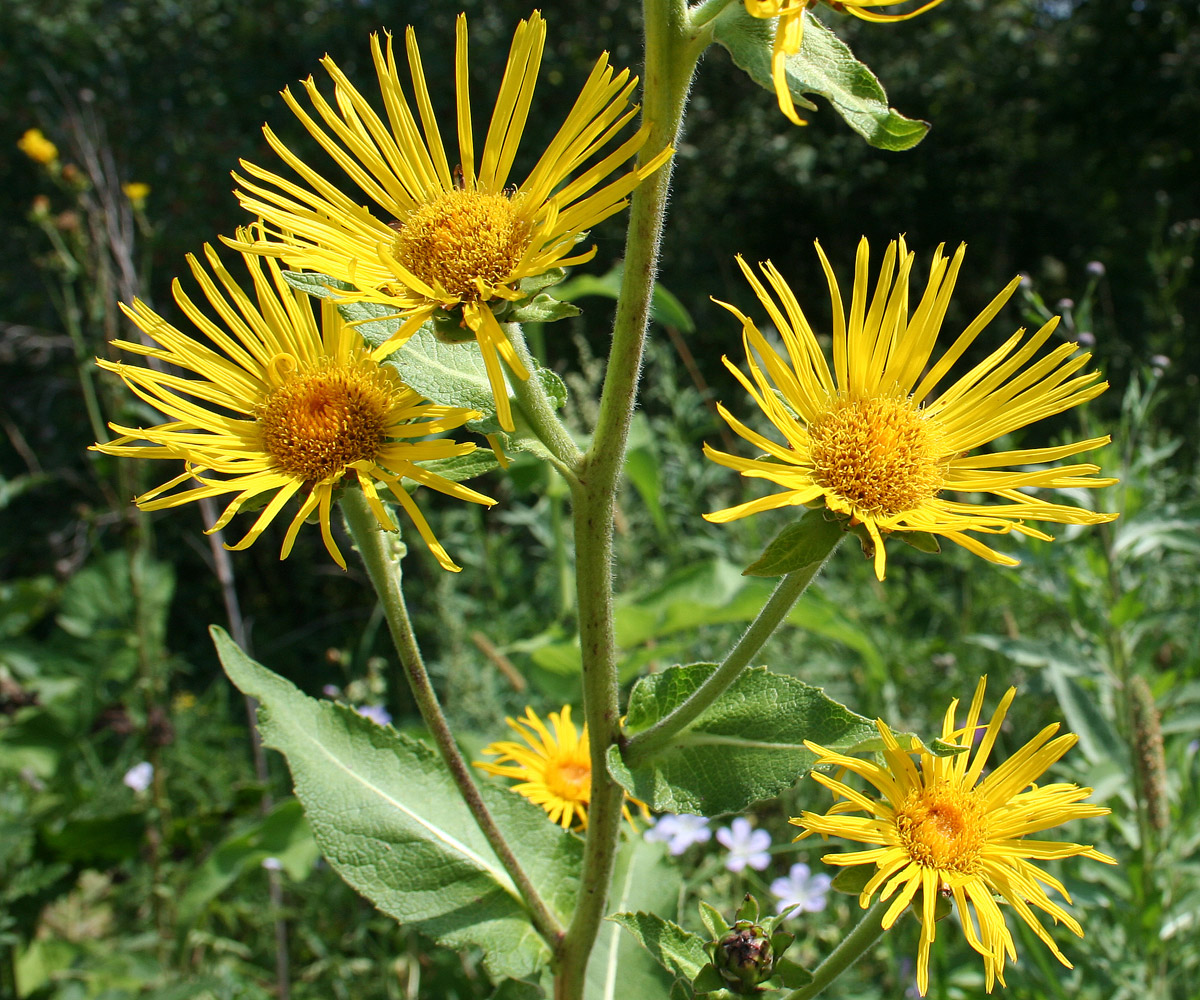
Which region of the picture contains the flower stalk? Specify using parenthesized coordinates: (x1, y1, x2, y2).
(782, 897, 890, 1000)
(624, 536, 841, 768)
(553, 1, 702, 996)
(340, 488, 564, 946)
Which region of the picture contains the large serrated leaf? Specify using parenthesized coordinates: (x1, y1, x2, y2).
(713, 6, 929, 151)
(609, 664, 876, 815)
(212, 626, 579, 981)
(607, 912, 708, 982)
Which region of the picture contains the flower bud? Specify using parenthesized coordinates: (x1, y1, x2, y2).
(714, 921, 774, 992)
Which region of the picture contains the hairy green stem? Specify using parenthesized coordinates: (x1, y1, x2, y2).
(505, 322, 584, 477)
(340, 489, 563, 946)
(553, 1, 702, 996)
(783, 897, 890, 1000)
(625, 533, 841, 766)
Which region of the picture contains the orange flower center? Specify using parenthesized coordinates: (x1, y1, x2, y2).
(545, 756, 591, 805)
(392, 189, 531, 301)
(257, 356, 393, 482)
(895, 779, 988, 874)
(807, 394, 947, 517)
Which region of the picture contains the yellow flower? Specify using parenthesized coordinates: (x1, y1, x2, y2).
(792, 676, 1115, 995)
(230, 13, 672, 432)
(704, 238, 1117, 580)
(92, 230, 494, 571)
(744, 0, 945, 124)
(18, 128, 59, 165)
(474, 706, 648, 831)
(122, 181, 151, 207)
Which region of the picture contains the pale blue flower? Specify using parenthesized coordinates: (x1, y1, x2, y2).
(770, 862, 832, 915)
(716, 816, 771, 872)
(644, 813, 712, 855)
(356, 704, 392, 727)
(123, 761, 154, 793)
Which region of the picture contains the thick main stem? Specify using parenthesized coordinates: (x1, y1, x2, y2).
(783, 898, 890, 1000)
(625, 534, 840, 766)
(340, 490, 563, 946)
(553, 3, 702, 996)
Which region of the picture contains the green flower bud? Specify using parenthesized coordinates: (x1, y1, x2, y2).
(714, 920, 774, 992)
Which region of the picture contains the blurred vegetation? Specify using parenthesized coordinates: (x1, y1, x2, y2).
(2, 0, 1198, 997)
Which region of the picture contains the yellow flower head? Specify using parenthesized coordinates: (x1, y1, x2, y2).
(18, 128, 59, 165)
(92, 230, 495, 571)
(744, 0, 945, 124)
(704, 239, 1117, 580)
(791, 677, 1115, 995)
(230, 12, 672, 432)
(122, 181, 151, 207)
(474, 706, 648, 831)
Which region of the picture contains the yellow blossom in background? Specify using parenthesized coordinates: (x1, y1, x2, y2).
(18, 128, 59, 165)
(92, 229, 495, 571)
(704, 238, 1117, 580)
(745, 0, 945, 124)
(230, 12, 672, 432)
(791, 677, 1115, 994)
(474, 706, 648, 830)
(122, 182, 151, 208)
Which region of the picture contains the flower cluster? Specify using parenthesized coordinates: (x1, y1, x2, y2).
(94, 13, 667, 562)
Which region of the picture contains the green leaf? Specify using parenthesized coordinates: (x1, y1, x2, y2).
(553, 264, 696, 333)
(506, 293, 582, 324)
(518, 267, 569, 297)
(417, 449, 502, 484)
(698, 901, 726, 942)
(212, 626, 580, 981)
(831, 865, 873, 895)
(894, 530, 941, 554)
(741, 510, 845, 577)
(337, 299, 412, 355)
(585, 838, 678, 1000)
(712, 7, 929, 151)
(177, 799, 319, 928)
(280, 270, 356, 299)
(607, 912, 709, 981)
(610, 664, 876, 814)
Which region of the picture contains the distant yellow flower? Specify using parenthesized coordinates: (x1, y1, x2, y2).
(122, 182, 151, 207)
(745, 0, 945, 124)
(230, 12, 672, 431)
(792, 676, 1115, 995)
(92, 231, 494, 571)
(18, 128, 58, 165)
(704, 239, 1117, 580)
(475, 706, 648, 831)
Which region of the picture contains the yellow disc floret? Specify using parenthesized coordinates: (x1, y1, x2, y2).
(392, 190, 531, 301)
(895, 779, 988, 875)
(808, 395, 947, 517)
(258, 355, 394, 483)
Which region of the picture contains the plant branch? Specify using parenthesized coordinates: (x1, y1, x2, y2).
(340, 489, 563, 946)
(553, 0, 700, 994)
(783, 897, 890, 1000)
(624, 533, 840, 767)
